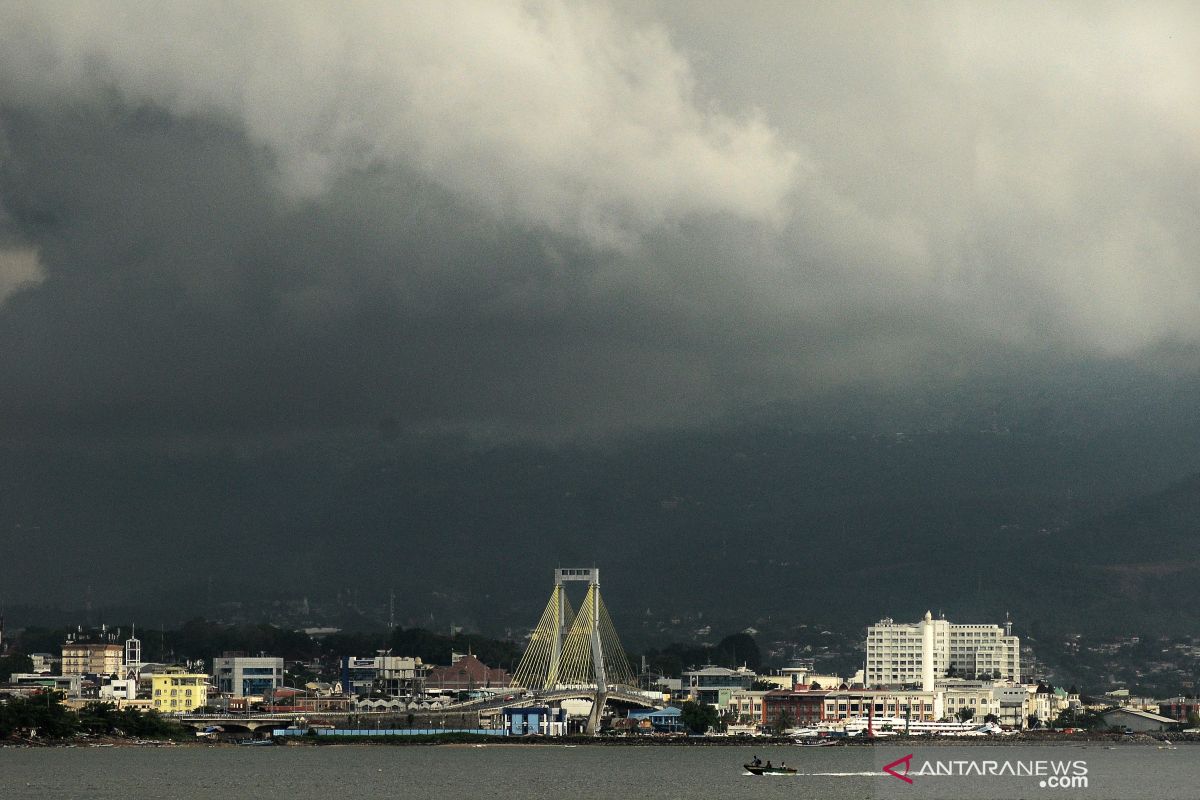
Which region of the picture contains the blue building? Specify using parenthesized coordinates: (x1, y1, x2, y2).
(628, 705, 685, 733)
(503, 706, 568, 736)
(212, 656, 284, 698)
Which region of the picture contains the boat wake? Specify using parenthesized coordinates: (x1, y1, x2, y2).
(794, 772, 879, 777)
(743, 771, 876, 777)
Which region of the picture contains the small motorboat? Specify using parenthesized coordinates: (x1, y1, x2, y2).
(744, 762, 797, 775)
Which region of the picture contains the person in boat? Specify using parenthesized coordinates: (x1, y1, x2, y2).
(751, 755, 762, 767)
(780, 761, 787, 770)
(765, 760, 773, 769)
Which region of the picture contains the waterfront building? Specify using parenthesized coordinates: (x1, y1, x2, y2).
(726, 689, 769, 728)
(762, 687, 940, 730)
(212, 655, 284, 697)
(1099, 707, 1178, 733)
(149, 671, 209, 713)
(940, 681, 1001, 721)
(627, 706, 685, 733)
(865, 612, 1019, 690)
(502, 706, 568, 736)
(763, 689, 829, 728)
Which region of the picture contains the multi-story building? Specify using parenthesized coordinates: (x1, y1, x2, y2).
(726, 689, 769, 727)
(61, 642, 123, 677)
(763, 690, 829, 728)
(762, 687, 940, 730)
(150, 671, 209, 713)
(28, 653, 58, 674)
(1159, 697, 1200, 724)
(212, 655, 284, 698)
(865, 612, 1019, 689)
(340, 654, 427, 697)
(681, 665, 756, 706)
(940, 681, 1001, 721)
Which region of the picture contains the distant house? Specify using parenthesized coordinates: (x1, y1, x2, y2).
(1099, 707, 1178, 733)
(425, 653, 511, 692)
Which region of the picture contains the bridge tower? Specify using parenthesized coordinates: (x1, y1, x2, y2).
(512, 568, 635, 733)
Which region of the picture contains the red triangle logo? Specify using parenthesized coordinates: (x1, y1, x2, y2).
(883, 753, 914, 784)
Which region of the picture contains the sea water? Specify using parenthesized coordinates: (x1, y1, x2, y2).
(2, 742, 1196, 800)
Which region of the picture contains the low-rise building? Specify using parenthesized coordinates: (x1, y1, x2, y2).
(503, 706, 568, 736)
(8, 673, 82, 697)
(627, 706, 685, 733)
(1099, 707, 1178, 733)
(98, 678, 139, 701)
(425, 653, 510, 692)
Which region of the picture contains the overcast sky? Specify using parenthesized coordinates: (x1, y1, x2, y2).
(1, 1, 1197, 441)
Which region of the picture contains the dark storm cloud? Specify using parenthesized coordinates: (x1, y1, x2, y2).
(1, 1, 1199, 440)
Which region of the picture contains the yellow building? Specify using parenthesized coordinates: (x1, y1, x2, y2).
(150, 673, 210, 713)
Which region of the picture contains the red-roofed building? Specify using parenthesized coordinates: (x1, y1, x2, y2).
(425, 653, 511, 692)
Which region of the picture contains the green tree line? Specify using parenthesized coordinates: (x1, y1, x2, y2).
(0, 695, 188, 741)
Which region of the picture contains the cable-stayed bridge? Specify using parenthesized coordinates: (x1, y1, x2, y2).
(511, 568, 649, 732)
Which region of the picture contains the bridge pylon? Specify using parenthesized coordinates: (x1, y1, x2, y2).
(512, 568, 635, 733)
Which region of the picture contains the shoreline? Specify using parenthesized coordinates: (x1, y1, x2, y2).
(6, 731, 1196, 749)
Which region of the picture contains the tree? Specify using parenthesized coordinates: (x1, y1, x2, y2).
(679, 701, 719, 735)
(1053, 708, 1106, 731)
(714, 633, 762, 672)
(750, 680, 776, 691)
(0, 653, 33, 682)
(1027, 714, 1041, 729)
(774, 708, 795, 733)
(0, 692, 79, 739)
(984, 713, 999, 724)
(955, 707, 975, 723)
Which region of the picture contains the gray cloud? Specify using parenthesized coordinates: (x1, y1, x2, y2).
(1, 1, 1198, 440)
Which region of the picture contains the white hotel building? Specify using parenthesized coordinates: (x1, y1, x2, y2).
(865, 612, 1020, 691)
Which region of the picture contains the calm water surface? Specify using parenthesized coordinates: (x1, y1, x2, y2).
(2, 743, 1197, 799)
